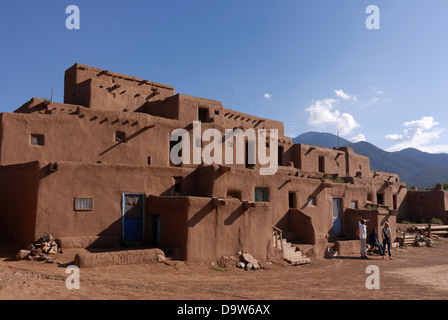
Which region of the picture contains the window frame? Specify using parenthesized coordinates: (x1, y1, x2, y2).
(30, 134, 45, 146)
(74, 197, 94, 212)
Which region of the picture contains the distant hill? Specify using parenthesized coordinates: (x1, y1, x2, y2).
(292, 131, 351, 149)
(293, 131, 448, 189)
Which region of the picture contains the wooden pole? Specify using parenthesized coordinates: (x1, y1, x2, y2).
(428, 223, 432, 238)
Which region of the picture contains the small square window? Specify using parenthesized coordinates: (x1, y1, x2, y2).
(254, 188, 267, 202)
(307, 197, 316, 206)
(74, 198, 93, 211)
(226, 191, 241, 199)
(350, 201, 357, 209)
(31, 134, 44, 146)
(115, 132, 126, 143)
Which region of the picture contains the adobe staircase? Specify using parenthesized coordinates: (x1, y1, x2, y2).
(272, 226, 311, 266)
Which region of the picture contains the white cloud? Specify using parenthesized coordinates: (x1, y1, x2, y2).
(349, 134, 366, 143)
(334, 89, 357, 101)
(385, 133, 404, 141)
(305, 98, 360, 135)
(263, 93, 272, 99)
(386, 116, 448, 152)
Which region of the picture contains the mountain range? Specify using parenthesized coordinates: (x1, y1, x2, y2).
(292, 131, 448, 190)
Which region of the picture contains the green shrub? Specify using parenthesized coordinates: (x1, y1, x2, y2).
(430, 217, 443, 225)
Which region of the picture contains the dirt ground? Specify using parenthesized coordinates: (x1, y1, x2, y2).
(1, 237, 448, 301)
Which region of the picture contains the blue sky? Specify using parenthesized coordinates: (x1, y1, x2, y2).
(1, 0, 447, 153)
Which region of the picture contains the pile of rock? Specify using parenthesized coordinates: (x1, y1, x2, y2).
(235, 252, 261, 271)
(15, 234, 62, 263)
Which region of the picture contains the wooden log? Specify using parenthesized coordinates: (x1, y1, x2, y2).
(428, 230, 448, 235)
(414, 225, 448, 231)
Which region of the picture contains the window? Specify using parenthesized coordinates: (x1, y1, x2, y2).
(254, 188, 267, 202)
(289, 192, 295, 208)
(350, 201, 357, 209)
(198, 108, 208, 123)
(307, 197, 316, 206)
(74, 198, 93, 211)
(31, 134, 44, 146)
(377, 193, 384, 205)
(318, 156, 325, 173)
(226, 191, 241, 199)
(147, 156, 152, 165)
(278, 146, 284, 166)
(393, 194, 397, 210)
(173, 177, 182, 193)
(115, 131, 126, 143)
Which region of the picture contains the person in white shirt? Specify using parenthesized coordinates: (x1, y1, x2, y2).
(382, 222, 394, 260)
(359, 219, 368, 259)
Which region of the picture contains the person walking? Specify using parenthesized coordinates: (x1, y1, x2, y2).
(368, 228, 384, 256)
(359, 219, 368, 259)
(382, 222, 394, 260)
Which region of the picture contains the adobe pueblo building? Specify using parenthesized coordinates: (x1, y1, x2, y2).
(0, 64, 406, 263)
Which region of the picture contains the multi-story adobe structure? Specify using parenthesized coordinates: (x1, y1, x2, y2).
(0, 64, 406, 262)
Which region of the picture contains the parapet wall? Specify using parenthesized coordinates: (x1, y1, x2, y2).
(64, 63, 175, 112)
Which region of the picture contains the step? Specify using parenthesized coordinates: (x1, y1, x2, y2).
(285, 257, 311, 266)
(283, 251, 303, 260)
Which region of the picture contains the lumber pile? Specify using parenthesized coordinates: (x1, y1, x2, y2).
(413, 224, 448, 237)
(398, 232, 434, 247)
(14, 234, 62, 263)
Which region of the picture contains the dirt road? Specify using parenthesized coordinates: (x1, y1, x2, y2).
(1, 238, 448, 301)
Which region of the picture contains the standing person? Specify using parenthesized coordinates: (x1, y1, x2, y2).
(368, 229, 384, 256)
(359, 219, 368, 259)
(382, 222, 394, 260)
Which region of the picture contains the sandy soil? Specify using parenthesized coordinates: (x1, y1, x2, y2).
(1, 238, 448, 301)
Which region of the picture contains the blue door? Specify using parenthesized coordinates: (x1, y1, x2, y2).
(123, 194, 144, 243)
(332, 198, 342, 234)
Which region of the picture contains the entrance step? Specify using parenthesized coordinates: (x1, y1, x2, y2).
(273, 235, 311, 266)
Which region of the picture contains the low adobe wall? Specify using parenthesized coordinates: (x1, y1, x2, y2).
(74, 248, 165, 268)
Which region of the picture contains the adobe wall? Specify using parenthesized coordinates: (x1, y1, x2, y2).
(1, 104, 178, 167)
(147, 196, 189, 259)
(0, 161, 40, 244)
(33, 161, 197, 242)
(182, 197, 275, 261)
(64, 63, 175, 112)
(345, 208, 397, 242)
(293, 144, 370, 178)
(403, 190, 447, 223)
(4, 107, 288, 177)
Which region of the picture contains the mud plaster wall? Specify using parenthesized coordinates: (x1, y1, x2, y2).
(183, 197, 274, 261)
(64, 64, 174, 112)
(404, 191, 447, 223)
(34, 162, 197, 241)
(0, 161, 40, 244)
(345, 208, 397, 242)
(147, 196, 189, 259)
(0, 112, 177, 167)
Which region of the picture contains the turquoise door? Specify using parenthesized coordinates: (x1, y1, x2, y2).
(333, 198, 342, 234)
(122, 194, 144, 243)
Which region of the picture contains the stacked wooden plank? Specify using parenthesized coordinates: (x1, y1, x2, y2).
(413, 224, 448, 237)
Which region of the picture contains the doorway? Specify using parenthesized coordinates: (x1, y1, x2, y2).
(122, 193, 145, 244)
(332, 198, 342, 235)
